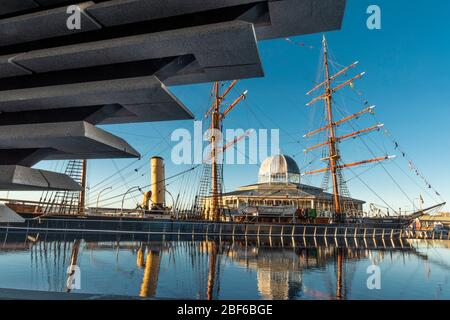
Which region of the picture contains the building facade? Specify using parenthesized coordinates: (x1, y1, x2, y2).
(219, 155, 365, 216)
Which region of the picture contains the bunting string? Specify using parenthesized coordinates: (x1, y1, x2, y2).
(348, 83, 444, 201)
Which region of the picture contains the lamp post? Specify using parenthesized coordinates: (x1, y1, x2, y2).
(165, 188, 175, 217)
(96, 186, 112, 212)
(121, 186, 142, 216)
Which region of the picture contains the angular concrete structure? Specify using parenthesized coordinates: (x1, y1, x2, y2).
(0, 165, 82, 191)
(0, 121, 140, 166)
(84, 0, 346, 40)
(0, 2, 101, 47)
(0, 0, 347, 191)
(0, 76, 193, 120)
(0, 203, 25, 223)
(6, 21, 263, 85)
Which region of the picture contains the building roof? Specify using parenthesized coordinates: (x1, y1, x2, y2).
(222, 182, 365, 204)
(259, 154, 300, 176)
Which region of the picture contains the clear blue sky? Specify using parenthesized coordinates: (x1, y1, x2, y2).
(4, 0, 450, 212)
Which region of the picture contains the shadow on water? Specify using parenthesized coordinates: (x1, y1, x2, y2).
(0, 230, 449, 300)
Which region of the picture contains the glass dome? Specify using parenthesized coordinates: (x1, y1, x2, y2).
(258, 154, 300, 184)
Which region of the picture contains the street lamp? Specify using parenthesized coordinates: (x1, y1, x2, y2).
(96, 186, 112, 212)
(165, 189, 176, 217)
(121, 186, 142, 216)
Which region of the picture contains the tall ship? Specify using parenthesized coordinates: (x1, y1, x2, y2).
(228, 36, 445, 228)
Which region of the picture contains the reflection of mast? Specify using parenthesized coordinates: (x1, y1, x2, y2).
(66, 239, 81, 293)
(139, 249, 161, 298)
(137, 246, 145, 268)
(335, 248, 344, 300)
(206, 241, 218, 300)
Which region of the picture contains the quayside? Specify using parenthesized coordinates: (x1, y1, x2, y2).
(2, 216, 448, 240)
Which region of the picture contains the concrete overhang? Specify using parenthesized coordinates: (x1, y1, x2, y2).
(0, 121, 140, 166)
(0, 165, 82, 191)
(0, 0, 39, 16)
(86, 0, 346, 40)
(0, 21, 263, 86)
(0, 0, 346, 43)
(0, 1, 70, 16)
(0, 2, 101, 47)
(0, 76, 194, 124)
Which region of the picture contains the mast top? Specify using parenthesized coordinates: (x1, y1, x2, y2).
(322, 34, 328, 50)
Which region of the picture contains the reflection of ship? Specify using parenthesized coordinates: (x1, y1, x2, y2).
(3, 230, 440, 300)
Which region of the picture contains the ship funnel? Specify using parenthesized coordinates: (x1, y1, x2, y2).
(151, 156, 165, 209)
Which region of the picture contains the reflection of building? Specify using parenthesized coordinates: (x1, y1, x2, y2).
(227, 244, 337, 299)
(227, 243, 374, 300)
(228, 248, 305, 300)
(257, 269, 301, 300)
(219, 155, 364, 213)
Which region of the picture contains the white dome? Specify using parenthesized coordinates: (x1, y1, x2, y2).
(258, 154, 300, 184)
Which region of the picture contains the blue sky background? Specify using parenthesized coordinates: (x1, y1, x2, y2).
(3, 0, 450, 212)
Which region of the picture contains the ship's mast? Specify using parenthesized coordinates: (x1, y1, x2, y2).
(322, 36, 342, 216)
(304, 35, 394, 222)
(206, 81, 247, 221)
(78, 159, 87, 215)
(210, 82, 220, 221)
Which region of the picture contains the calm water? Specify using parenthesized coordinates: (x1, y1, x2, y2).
(0, 232, 449, 300)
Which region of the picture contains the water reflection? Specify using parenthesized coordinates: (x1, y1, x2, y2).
(0, 231, 449, 300)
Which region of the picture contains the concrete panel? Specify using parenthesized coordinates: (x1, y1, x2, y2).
(0, 2, 101, 47)
(85, 0, 346, 40)
(0, 165, 81, 191)
(12, 21, 262, 85)
(0, 203, 25, 223)
(35, 0, 80, 6)
(0, 54, 32, 78)
(165, 63, 265, 86)
(86, 0, 258, 26)
(99, 99, 194, 125)
(0, 0, 39, 16)
(0, 76, 193, 117)
(255, 0, 347, 40)
(0, 121, 140, 165)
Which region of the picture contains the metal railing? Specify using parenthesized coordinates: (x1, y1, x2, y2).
(2, 218, 448, 240)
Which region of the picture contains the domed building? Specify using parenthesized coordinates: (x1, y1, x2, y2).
(258, 154, 301, 184)
(220, 154, 364, 220)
